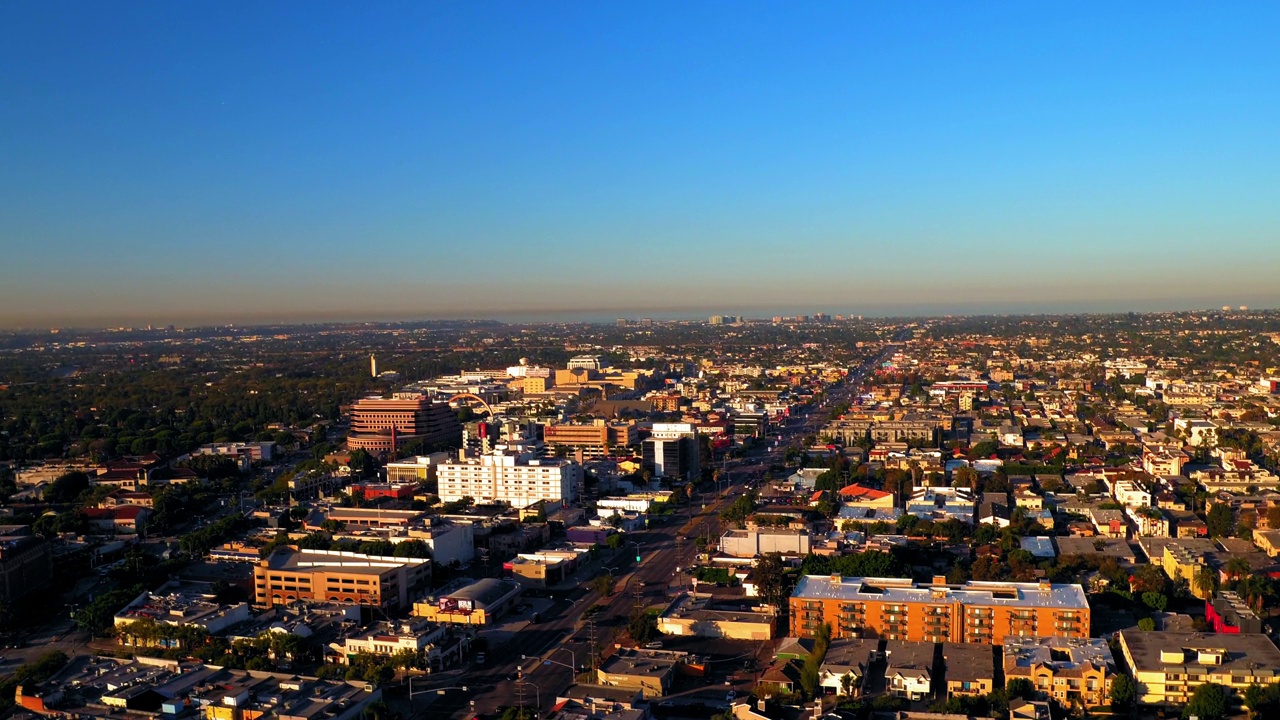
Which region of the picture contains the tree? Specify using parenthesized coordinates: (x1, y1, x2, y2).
(840, 671, 857, 698)
(1243, 682, 1280, 718)
(1225, 557, 1252, 582)
(1137, 618, 1156, 631)
(1183, 682, 1230, 720)
(752, 553, 790, 610)
(589, 573, 615, 597)
(44, 471, 90, 503)
(1207, 503, 1234, 538)
(1141, 591, 1168, 613)
(1109, 673, 1137, 711)
(954, 466, 979, 491)
(1194, 565, 1219, 598)
(1006, 678, 1034, 701)
(628, 610, 657, 644)
(1267, 505, 1280, 531)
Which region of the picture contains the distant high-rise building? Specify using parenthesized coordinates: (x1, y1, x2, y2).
(616, 318, 629, 327)
(640, 318, 654, 327)
(370, 354, 378, 378)
(709, 315, 724, 325)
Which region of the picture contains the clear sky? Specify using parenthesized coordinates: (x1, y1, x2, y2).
(2, 2, 1279, 327)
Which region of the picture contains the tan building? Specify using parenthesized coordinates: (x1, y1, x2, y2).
(943, 642, 996, 698)
(346, 395, 460, 455)
(253, 548, 430, 610)
(1120, 630, 1280, 706)
(597, 649, 682, 697)
(1004, 637, 1115, 708)
(411, 578, 521, 626)
(657, 593, 777, 640)
(543, 420, 638, 457)
(719, 527, 812, 558)
(790, 576, 1090, 645)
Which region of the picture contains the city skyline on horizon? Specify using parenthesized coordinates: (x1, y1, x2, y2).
(3, 3, 1279, 327)
(6, 298, 1277, 332)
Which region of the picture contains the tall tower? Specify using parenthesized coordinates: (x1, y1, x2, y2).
(370, 354, 378, 378)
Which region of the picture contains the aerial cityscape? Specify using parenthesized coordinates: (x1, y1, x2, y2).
(3, 4, 1280, 720)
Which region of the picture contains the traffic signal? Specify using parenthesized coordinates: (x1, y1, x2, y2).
(636, 553, 641, 563)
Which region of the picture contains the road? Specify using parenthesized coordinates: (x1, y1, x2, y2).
(419, 332, 912, 717)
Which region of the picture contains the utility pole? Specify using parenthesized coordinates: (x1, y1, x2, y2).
(588, 616, 598, 673)
(515, 678, 526, 719)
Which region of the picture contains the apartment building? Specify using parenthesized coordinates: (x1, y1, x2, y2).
(253, 548, 430, 610)
(345, 394, 461, 454)
(906, 487, 976, 524)
(1003, 637, 1115, 708)
(789, 575, 1089, 645)
(1120, 630, 1280, 706)
(436, 449, 582, 507)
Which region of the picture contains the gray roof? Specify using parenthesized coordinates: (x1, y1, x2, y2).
(1004, 637, 1114, 672)
(942, 642, 995, 682)
(448, 578, 521, 608)
(791, 576, 1089, 610)
(1121, 631, 1280, 677)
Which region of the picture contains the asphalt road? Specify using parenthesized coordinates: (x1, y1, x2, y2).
(418, 335, 909, 718)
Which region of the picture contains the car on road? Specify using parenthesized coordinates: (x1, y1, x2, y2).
(726, 691, 735, 702)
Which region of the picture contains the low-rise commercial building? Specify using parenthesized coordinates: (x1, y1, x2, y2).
(412, 577, 521, 626)
(719, 528, 811, 558)
(253, 548, 430, 610)
(597, 649, 683, 698)
(338, 619, 445, 663)
(114, 583, 252, 646)
(657, 594, 777, 641)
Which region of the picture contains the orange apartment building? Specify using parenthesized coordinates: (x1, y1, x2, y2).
(254, 547, 431, 610)
(790, 575, 1090, 645)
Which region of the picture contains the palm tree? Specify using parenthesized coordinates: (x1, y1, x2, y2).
(1193, 565, 1218, 598)
(840, 672, 857, 698)
(1224, 557, 1251, 583)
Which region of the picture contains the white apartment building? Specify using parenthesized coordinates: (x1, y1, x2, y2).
(1108, 478, 1152, 508)
(436, 449, 582, 507)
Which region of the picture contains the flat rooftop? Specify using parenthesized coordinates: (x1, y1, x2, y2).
(1122, 631, 1280, 676)
(791, 576, 1089, 610)
(1004, 637, 1114, 671)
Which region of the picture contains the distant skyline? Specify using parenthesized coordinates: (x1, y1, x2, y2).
(3, 2, 1279, 328)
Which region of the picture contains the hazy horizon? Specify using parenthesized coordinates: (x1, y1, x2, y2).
(5, 297, 1278, 332)
(3, 3, 1279, 328)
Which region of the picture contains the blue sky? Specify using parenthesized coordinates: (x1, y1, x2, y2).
(2, 2, 1278, 326)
